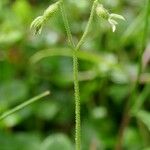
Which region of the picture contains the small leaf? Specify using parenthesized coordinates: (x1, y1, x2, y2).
(143, 148, 150, 150)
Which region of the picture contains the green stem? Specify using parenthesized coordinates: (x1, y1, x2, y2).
(76, 0, 98, 51)
(73, 52, 81, 150)
(59, 1, 75, 48)
(60, 1, 98, 149)
(0, 91, 50, 121)
(59, 2, 81, 149)
(74, 1, 98, 149)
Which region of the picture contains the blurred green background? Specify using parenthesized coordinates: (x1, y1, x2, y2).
(0, 0, 150, 150)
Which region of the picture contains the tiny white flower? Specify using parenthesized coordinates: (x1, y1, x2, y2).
(96, 4, 125, 32)
(109, 13, 125, 32)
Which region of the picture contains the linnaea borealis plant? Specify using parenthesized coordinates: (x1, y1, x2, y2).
(30, 0, 125, 149)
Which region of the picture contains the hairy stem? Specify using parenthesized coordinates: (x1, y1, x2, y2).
(74, 1, 98, 149)
(76, 0, 98, 51)
(60, 2, 75, 47)
(60, 2, 81, 149)
(73, 52, 81, 150)
(60, 1, 98, 150)
(115, 0, 150, 149)
(0, 91, 50, 121)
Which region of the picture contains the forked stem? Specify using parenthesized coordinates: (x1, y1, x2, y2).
(60, 1, 98, 149)
(74, 2, 98, 148)
(76, 0, 98, 51)
(60, 1, 75, 47)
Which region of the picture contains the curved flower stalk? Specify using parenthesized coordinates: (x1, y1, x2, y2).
(96, 4, 125, 32)
(30, 1, 61, 35)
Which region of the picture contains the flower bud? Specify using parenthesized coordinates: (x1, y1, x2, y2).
(96, 4, 109, 20)
(43, 1, 60, 20)
(30, 16, 44, 35)
(30, 1, 61, 35)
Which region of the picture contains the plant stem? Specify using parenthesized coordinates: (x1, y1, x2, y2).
(0, 91, 50, 121)
(76, 0, 98, 51)
(59, 2, 81, 149)
(73, 52, 81, 150)
(60, 1, 98, 150)
(74, 1, 98, 149)
(60, 1, 75, 48)
(115, 1, 150, 149)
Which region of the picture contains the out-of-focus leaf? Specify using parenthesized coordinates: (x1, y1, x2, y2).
(0, 80, 28, 109)
(92, 106, 107, 119)
(111, 67, 129, 84)
(80, 81, 98, 103)
(121, 11, 144, 44)
(131, 84, 150, 115)
(0, 132, 41, 150)
(31, 48, 118, 68)
(0, 114, 21, 128)
(142, 44, 150, 69)
(34, 101, 59, 120)
(40, 133, 73, 150)
(143, 148, 150, 150)
(81, 121, 102, 150)
(12, 0, 32, 24)
(30, 48, 118, 76)
(124, 127, 142, 149)
(108, 85, 129, 103)
(30, 48, 101, 64)
(0, 31, 23, 46)
(136, 110, 150, 131)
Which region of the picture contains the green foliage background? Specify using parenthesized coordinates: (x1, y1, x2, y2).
(0, 0, 150, 149)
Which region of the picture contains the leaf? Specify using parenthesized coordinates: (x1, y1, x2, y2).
(35, 101, 59, 120)
(40, 134, 73, 150)
(0, 80, 28, 107)
(0, 132, 41, 150)
(121, 11, 144, 43)
(123, 127, 142, 149)
(131, 84, 150, 115)
(30, 48, 100, 64)
(92, 106, 107, 119)
(136, 110, 150, 131)
(0, 31, 23, 46)
(12, 0, 32, 24)
(30, 47, 118, 74)
(143, 148, 150, 150)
